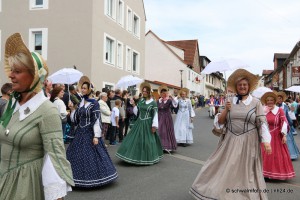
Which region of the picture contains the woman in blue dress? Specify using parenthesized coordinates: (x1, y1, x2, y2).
(276, 91, 299, 159)
(67, 76, 118, 187)
(174, 88, 195, 146)
(116, 82, 163, 165)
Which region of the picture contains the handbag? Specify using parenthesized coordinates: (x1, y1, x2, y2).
(212, 126, 225, 137)
(211, 113, 226, 137)
(188, 123, 194, 129)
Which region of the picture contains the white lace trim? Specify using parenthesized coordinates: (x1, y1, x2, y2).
(44, 182, 72, 200)
(42, 154, 72, 200)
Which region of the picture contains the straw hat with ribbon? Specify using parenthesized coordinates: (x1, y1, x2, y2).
(276, 91, 287, 102)
(260, 91, 278, 105)
(77, 76, 92, 95)
(227, 69, 259, 94)
(0, 33, 48, 128)
(179, 87, 190, 97)
(4, 33, 48, 94)
(158, 85, 169, 95)
(140, 81, 152, 96)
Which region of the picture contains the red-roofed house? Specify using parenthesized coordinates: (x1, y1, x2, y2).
(145, 30, 201, 95)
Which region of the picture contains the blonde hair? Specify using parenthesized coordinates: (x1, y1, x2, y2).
(7, 52, 35, 76)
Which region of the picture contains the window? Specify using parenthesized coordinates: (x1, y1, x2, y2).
(104, 33, 116, 66)
(117, 0, 124, 26)
(132, 50, 140, 74)
(126, 46, 131, 71)
(188, 71, 191, 80)
(133, 13, 140, 38)
(116, 42, 123, 69)
(34, 32, 42, 54)
(30, 0, 48, 10)
(127, 7, 132, 32)
(29, 28, 48, 59)
(0, 0, 2, 12)
(103, 82, 115, 90)
(105, 0, 116, 19)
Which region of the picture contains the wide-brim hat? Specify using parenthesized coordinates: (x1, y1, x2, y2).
(276, 91, 287, 101)
(260, 91, 278, 105)
(179, 87, 190, 97)
(77, 76, 92, 94)
(140, 81, 152, 94)
(4, 33, 48, 93)
(227, 69, 259, 94)
(158, 85, 169, 95)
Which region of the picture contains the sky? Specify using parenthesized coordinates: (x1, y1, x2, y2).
(143, 0, 300, 76)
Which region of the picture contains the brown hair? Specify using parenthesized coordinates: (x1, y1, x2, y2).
(1, 83, 12, 95)
(122, 90, 128, 98)
(50, 86, 63, 102)
(142, 86, 151, 97)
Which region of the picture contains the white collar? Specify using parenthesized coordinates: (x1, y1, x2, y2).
(233, 94, 253, 105)
(158, 98, 168, 103)
(143, 98, 153, 104)
(79, 99, 91, 108)
(270, 106, 279, 115)
(13, 91, 47, 121)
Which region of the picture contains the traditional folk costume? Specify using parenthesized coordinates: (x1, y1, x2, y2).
(0, 33, 74, 200)
(67, 76, 118, 187)
(157, 85, 178, 152)
(190, 69, 271, 200)
(116, 82, 163, 165)
(174, 88, 195, 145)
(276, 92, 300, 160)
(260, 92, 295, 180)
(208, 95, 216, 118)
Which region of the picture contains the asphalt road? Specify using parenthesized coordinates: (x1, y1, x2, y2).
(66, 107, 300, 200)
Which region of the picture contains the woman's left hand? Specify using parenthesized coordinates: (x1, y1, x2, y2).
(263, 143, 272, 155)
(282, 135, 287, 144)
(93, 137, 99, 145)
(151, 127, 156, 134)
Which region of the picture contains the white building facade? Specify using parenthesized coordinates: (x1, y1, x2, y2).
(145, 30, 201, 95)
(0, 0, 146, 91)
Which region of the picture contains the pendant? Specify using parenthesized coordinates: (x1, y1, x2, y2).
(5, 129, 9, 136)
(24, 107, 30, 115)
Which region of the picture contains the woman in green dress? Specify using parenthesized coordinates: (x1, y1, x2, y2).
(0, 33, 74, 200)
(116, 82, 163, 165)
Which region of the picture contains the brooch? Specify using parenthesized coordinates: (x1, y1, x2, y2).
(5, 129, 10, 136)
(24, 107, 30, 115)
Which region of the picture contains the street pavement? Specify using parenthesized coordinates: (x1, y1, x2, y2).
(66, 107, 300, 200)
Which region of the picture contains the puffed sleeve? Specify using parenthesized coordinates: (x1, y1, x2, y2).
(92, 101, 102, 137)
(151, 101, 158, 128)
(188, 99, 195, 118)
(255, 101, 271, 143)
(39, 105, 74, 186)
(279, 108, 288, 135)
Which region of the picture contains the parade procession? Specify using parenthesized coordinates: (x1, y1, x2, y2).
(1, 0, 300, 200)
